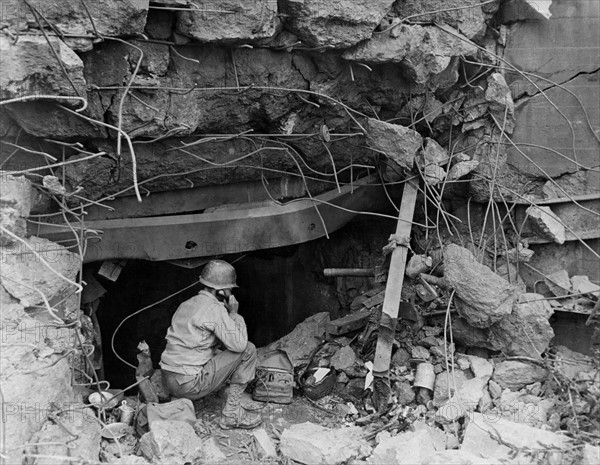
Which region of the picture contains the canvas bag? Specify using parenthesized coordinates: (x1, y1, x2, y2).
(252, 349, 294, 404)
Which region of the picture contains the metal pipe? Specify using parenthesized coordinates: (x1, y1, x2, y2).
(323, 268, 375, 277)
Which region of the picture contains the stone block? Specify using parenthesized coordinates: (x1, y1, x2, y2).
(281, 0, 394, 48)
(367, 429, 436, 465)
(366, 118, 422, 171)
(0, 236, 81, 307)
(491, 360, 548, 391)
(343, 24, 477, 84)
(444, 244, 517, 328)
(140, 420, 203, 464)
(176, 0, 280, 42)
(462, 413, 569, 464)
(280, 422, 370, 465)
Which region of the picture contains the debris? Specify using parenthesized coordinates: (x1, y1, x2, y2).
(433, 370, 470, 407)
(367, 429, 436, 465)
(139, 421, 203, 465)
(411, 346, 431, 360)
(462, 412, 569, 464)
(526, 205, 566, 244)
(264, 312, 330, 367)
(391, 347, 411, 366)
(466, 355, 493, 379)
(446, 160, 480, 181)
(327, 308, 372, 336)
(147, 399, 196, 428)
(343, 24, 477, 85)
(491, 360, 548, 391)
(491, 293, 554, 357)
(0, 175, 33, 245)
(485, 73, 515, 116)
(413, 363, 435, 390)
(412, 421, 446, 452)
(444, 244, 517, 328)
(436, 375, 488, 422)
(406, 255, 433, 279)
(545, 269, 571, 296)
(571, 275, 600, 296)
(366, 118, 422, 172)
(200, 437, 227, 463)
(331, 346, 358, 371)
(0, 235, 81, 307)
(396, 381, 416, 405)
(372, 181, 418, 408)
(30, 408, 101, 464)
(253, 428, 278, 459)
(551, 345, 594, 380)
(424, 449, 502, 465)
(280, 422, 370, 465)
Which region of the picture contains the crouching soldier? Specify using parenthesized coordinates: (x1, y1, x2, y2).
(160, 260, 261, 429)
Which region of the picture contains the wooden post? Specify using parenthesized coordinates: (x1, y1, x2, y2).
(372, 181, 419, 408)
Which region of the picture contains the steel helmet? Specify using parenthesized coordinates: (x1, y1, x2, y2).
(198, 260, 238, 290)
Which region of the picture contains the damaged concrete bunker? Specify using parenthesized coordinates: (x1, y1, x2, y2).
(0, 0, 599, 464)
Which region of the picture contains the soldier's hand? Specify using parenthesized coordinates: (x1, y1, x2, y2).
(225, 294, 239, 315)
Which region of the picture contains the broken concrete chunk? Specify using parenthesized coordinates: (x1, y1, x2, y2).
(444, 244, 517, 328)
(552, 345, 594, 380)
(343, 24, 477, 84)
(433, 370, 470, 407)
(367, 429, 436, 465)
(421, 138, 450, 167)
(462, 413, 569, 464)
(545, 269, 571, 296)
(366, 118, 422, 171)
(411, 421, 446, 452)
(253, 428, 278, 459)
(0, 236, 81, 307)
(393, 0, 492, 40)
(491, 360, 548, 391)
(263, 312, 330, 367)
(422, 164, 447, 186)
(176, 0, 280, 42)
(202, 436, 228, 463)
(0, 36, 86, 99)
(406, 255, 433, 279)
(491, 293, 554, 358)
(466, 355, 494, 379)
(497, 390, 555, 427)
(2, 0, 149, 51)
(436, 375, 488, 422)
(280, 422, 370, 465)
(571, 275, 600, 296)
(424, 449, 502, 465)
(281, 0, 394, 48)
(331, 345, 357, 371)
(447, 160, 480, 180)
(139, 420, 203, 465)
(526, 205, 566, 244)
(30, 407, 101, 464)
(485, 73, 515, 115)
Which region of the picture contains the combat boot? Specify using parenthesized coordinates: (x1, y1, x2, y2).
(219, 383, 262, 430)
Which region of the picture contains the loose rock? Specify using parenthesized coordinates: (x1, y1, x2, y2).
(263, 312, 330, 367)
(367, 430, 436, 465)
(491, 360, 548, 391)
(282, 0, 394, 48)
(0, 236, 81, 307)
(444, 244, 517, 328)
(253, 429, 277, 459)
(526, 205, 566, 244)
(331, 345, 357, 371)
(490, 293, 554, 357)
(139, 421, 203, 465)
(462, 413, 569, 464)
(176, 0, 280, 42)
(280, 422, 370, 465)
(366, 118, 422, 172)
